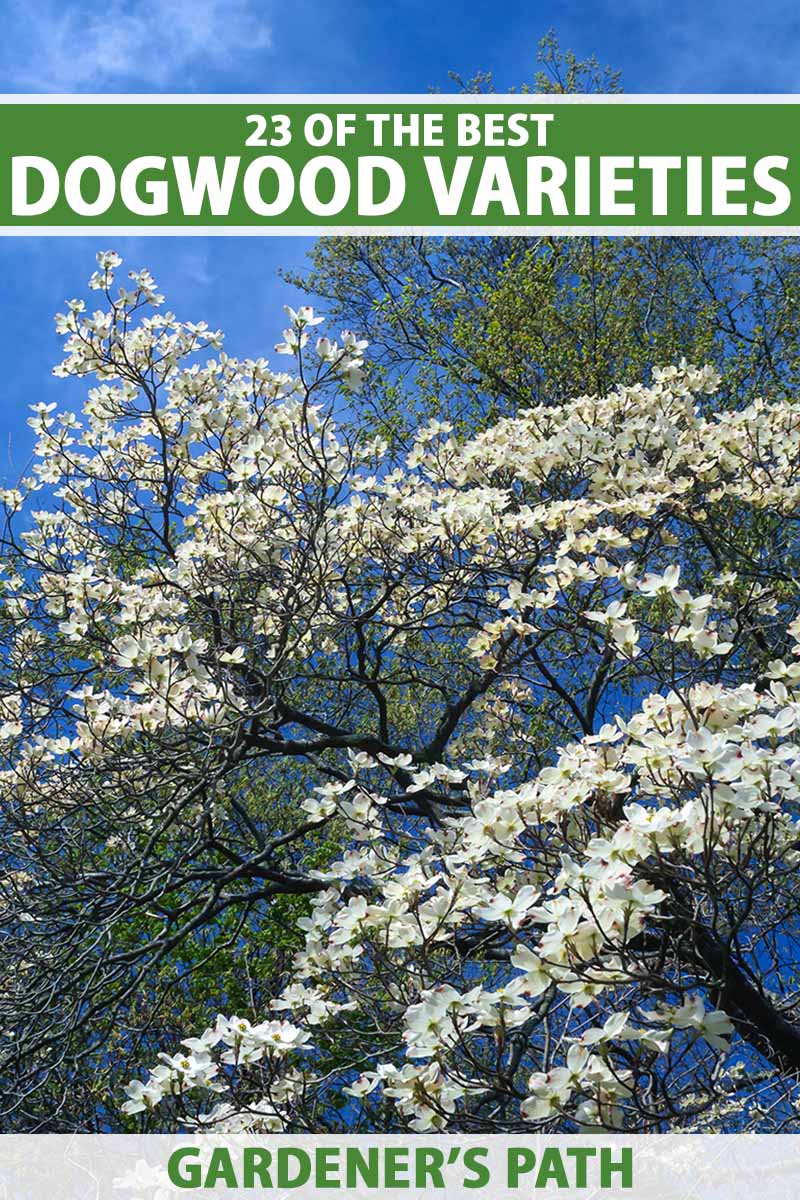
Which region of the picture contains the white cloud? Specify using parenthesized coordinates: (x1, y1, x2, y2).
(3, 0, 272, 91)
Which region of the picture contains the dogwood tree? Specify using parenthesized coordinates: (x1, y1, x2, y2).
(3, 254, 800, 1133)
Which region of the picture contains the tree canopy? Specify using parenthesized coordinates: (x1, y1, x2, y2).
(288, 39, 800, 454)
(3, 254, 800, 1133)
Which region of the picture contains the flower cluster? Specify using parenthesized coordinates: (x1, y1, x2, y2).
(121, 1016, 309, 1117)
(122, 670, 800, 1130)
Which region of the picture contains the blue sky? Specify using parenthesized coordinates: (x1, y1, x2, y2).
(0, 0, 796, 480)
